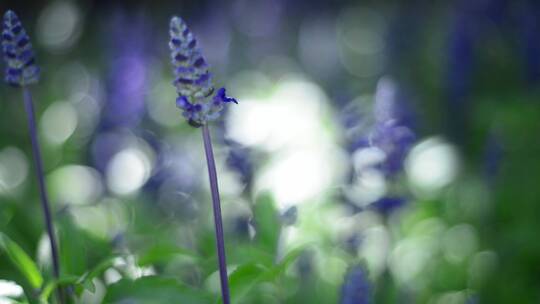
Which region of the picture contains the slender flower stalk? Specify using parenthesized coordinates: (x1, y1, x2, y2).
(2, 10, 64, 303)
(202, 125, 230, 303)
(168, 16, 237, 304)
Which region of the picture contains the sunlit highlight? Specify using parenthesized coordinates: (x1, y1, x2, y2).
(106, 147, 154, 195)
(37, 1, 82, 52)
(0, 147, 28, 195)
(406, 137, 459, 196)
(41, 101, 78, 145)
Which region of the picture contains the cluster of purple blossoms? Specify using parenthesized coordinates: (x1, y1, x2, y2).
(341, 77, 416, 216)
(2, 10, 40, 86)
(369, 79, 415, 213)
(169, 17, 237, 127)
(370, 78, 416, 178)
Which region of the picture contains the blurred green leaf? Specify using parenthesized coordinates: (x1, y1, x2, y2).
(253, 193, 281, 256)
(39, 275, 79, 302)
(228, 263, 271, 304)
(74, 255, 118, 295)
(0, 232, 43, 289)
(137, 243, 198, 266)
(56, 210, 112, 277)
(273, 245, 306, 275)
(103, 276, 214, 303)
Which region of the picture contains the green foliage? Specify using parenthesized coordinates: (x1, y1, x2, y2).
(103, 276, 214, 303)
(253, 193, 281, 256)
(56, 211, 112, 277)
(0, 233, 43, 289)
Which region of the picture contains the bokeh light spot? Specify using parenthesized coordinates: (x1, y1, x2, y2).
(406, 137, 459, 196)
(106, 147, 153, 196)
(41, 101, 78, 145)
(0, 147, 28, 195)
(37, 1, 82, 52)
(49, 165, 103, 205)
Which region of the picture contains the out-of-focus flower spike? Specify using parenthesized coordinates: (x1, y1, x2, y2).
(168, 16, 237, 126)
(340, 265, 372, 304)
(1, 10, 40, 86)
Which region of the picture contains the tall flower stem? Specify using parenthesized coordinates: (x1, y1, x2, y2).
(22, 88, 64, 303)
(201, 124, 231, 304)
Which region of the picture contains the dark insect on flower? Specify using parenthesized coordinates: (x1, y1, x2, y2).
(169, 17, 237, 126)
(1, 10, 40, 86)
(340, 265, 372, 304)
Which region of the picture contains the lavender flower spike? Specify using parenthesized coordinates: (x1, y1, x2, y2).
(2, 10, 64, 303)
(168, 16, 234, 304)
(340, 265, 372, 304)
(2, 10, 40, 86)
(169, 16, 237, 127)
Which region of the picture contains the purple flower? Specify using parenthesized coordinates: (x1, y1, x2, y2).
(370, 78, 416, 178)
(370, 196, 407, 216)
(213, 88, 238, 105)
(340, 78, 416, 215)
(369, 120, 416, 177)
(169, 17, 237, 126)
(225, 141, 253, 189)
(100, 12, 149, 129)
(340, 265, 372, 304)
(1, 10, 40, 86)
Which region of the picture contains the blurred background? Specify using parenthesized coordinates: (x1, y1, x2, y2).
(1, 0, 540, 303)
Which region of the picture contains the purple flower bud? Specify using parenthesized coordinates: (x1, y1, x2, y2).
(1, 10, 40, 86)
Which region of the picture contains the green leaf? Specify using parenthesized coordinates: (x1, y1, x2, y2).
(0, 233, 43, 289)
(137, 243, 198, 266)
(52, 211, 113, 278)
(103, 276, 214, 304)
(253, 193, 281, 255)
(273, 245, 307, 275)
(228, 263, 271, 304)
(226, 247, 306, 303)
(39, 275, 79, 302)
(56, 214, 88, 276)
(74, 256, 118, 295)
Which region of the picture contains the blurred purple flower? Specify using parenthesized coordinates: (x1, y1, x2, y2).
(445, 0, 509, 139)
(225, 141, 253, 190)
(483, 131, 504, 186)
(340, 77, 415, 215)
(447, 9, 475, 103)
(369, 196, 407, 216)
(370, 121, 415, 178)
(2, 10, 40, 86)
(519, 2, 540, 84)
(213, 113, 254, 193)
(340, 265, 372, 304)
(101, 12, 149, 128)
(370, 77, 416, 178)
